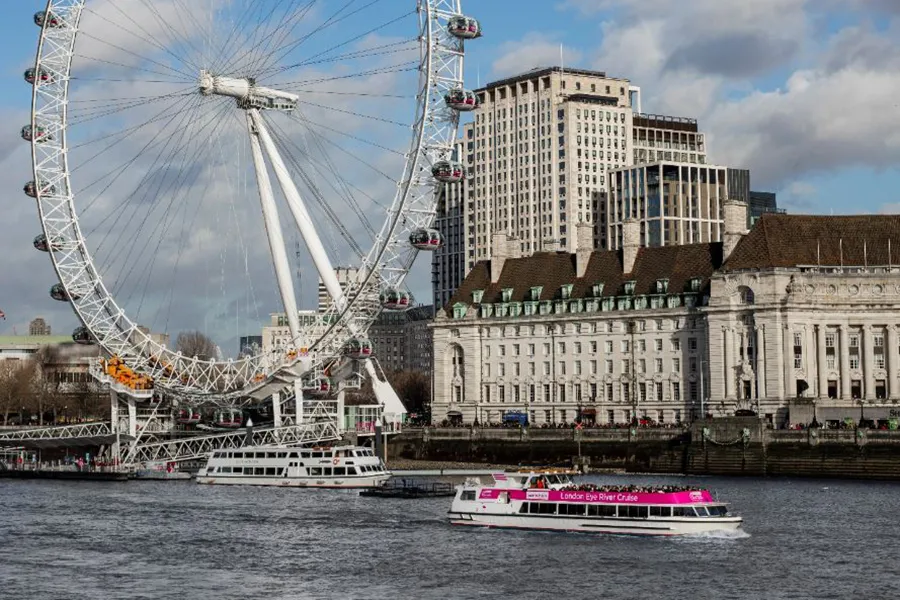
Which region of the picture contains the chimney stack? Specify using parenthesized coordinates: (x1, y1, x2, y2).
(723, 199, 748, 258)
(575, 222, 594, 278)
(622, 219, 640, 274)
(490, 232, 518, 283)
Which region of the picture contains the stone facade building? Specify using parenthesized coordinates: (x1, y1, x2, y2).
(432, 202, 900, 427)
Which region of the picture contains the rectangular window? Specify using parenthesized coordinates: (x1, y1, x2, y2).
(558, 384, 567, 403)
(605, 341, 613, 353)
(558, 361, 566, 375)
(655, 339, 663, 352)
(574, 342, 582, 354)
(875, 333, 885, 369)
(825, 333, 836, 370)
(513, 344, 520, 356)
(655, 358, 663, 373)
(688, 338, 697, 351)
(850, 334, 860, 370)
(639, 382, 647, 403)
(793, 332, 803, 369)
(673, 358, 681, 373)
(590, 360, 598, 374)
(689, 381, 698, 402)
(671, 339, 681, 352)
(639, 340, 646, 352)
(606, 383, 614, 403)
(499, 386, 506, 403)
(656, 382, 664, 402)
(606, 360, 613, 374)
(543, 362, 551, 375)
(544, 383, 551, 402)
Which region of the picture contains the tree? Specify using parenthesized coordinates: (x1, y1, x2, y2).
(27, 345, 66, 426)
(0, 360, 35, 425)
(175, 331, 218, 361)
(387, 370, 431, 418)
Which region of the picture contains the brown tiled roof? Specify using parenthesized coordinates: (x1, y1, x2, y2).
(444, 243, 724, 315)
(725, 214, 900, 271)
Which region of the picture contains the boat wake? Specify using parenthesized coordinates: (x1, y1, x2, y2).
(680, 529, 751, 541)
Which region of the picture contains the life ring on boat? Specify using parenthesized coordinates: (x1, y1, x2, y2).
(332, 457, 340, 465)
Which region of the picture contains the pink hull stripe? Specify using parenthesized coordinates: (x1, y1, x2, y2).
(478, 489, 714, 504)
(449, 521, 676, 537)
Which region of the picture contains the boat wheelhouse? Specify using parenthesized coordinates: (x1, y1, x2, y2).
(196, 445, 390, 488)
(448, 471, 743, 536)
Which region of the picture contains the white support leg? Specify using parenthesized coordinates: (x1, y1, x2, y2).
(295, 379, 305, 426)
(336, 388, 346, 433)
(127, 397, 137, 438)
(249, 111, 350, 315)
(364, 359, 407, 424)
(247, 110, 303, 346)
(110, 388, 120, 463)
(271, 391, 282, 429)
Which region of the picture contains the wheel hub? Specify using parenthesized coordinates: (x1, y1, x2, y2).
(199, 69, 298, 112)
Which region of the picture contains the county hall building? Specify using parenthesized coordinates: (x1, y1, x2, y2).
(432, 201, 900, 428)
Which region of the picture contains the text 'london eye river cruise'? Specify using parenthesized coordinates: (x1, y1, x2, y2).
(449, 470, 743, 536)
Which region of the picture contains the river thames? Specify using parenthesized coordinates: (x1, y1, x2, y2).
(0, 474, 893, 600)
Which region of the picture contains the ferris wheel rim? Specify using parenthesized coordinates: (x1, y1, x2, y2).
(29, 0, 467, 398)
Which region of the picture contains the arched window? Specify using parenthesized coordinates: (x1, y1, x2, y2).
(450, 344, 464, 403)
(738, 286, 755, 305)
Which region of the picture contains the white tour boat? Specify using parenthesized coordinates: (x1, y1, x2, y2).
(448, 470, 743, 536)
(196, 445, 390, 488)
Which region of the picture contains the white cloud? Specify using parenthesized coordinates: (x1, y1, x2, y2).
(491, 32, 582, 78)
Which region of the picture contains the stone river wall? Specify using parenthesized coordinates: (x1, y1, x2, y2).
(387, 418, 900, 480)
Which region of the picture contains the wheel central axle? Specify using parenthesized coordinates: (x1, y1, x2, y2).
(199, 70, 298, 112)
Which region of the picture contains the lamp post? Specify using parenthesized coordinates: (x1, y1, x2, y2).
(700, 359, 707, 421)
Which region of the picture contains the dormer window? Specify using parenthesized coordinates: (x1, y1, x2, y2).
(591, 283, 604, 297)
(452, 302, 467, 319)
(472, 290, 484, 304)
(689, 277, 701, 292)
(501, 288, 513, 302)
(656, 279, 669, 294)
(623, 280, 636, 296)
(529, 286, 543, 301)
(560, 284, 573, 299)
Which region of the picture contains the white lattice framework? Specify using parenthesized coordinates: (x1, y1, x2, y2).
(28, 0, 469, 400)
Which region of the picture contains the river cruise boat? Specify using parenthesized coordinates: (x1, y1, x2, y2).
(196, 445, 390, 488)
(448, 470, 742, 536)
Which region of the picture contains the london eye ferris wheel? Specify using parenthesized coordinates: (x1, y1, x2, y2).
(24, 0, 482, 401)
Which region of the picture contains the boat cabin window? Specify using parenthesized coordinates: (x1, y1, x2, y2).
(309, 467, 322, 476)
(673, 506, 701, 517)
(694, 506, 710, 517)
(526, 502, 557, 515)
(649, 506, 671, 517)
(232, 467, 242, 473)
(460, 490, 477, 501)
(277, 452, 287, 459)
(619, 505, 649, 519)
(706, 505, 728, 517)
(311, 451, 323, 458)
(558, 503, 585, 516)
(265, 468, 276, 476)
(333, 467, 345, 476)
(587, 505, 616, 517)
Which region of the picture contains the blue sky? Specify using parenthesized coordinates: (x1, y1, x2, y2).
(1, 0, 899, 350)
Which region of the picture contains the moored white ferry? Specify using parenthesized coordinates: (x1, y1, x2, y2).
(449, 470, 743, 536)
(196, 445, 390, 488)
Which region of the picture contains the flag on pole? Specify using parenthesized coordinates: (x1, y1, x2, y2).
(0, 309, 5, 320)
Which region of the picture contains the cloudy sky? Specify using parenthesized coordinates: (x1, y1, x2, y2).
(1, 0, 898, 355)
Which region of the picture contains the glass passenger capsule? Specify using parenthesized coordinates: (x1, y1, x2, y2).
(431, 160, 465, 184)
(343, 337, 373, 360)
(24, 180, 57, 198)
(33, 234, 63, 252)
(50, 283, 79, 302)
(380, 288, 411, 311)
(409, 228, 443, 251)
(24, 67, 53, 85)
(303, 376, 332, 397)
(72, 326, 95, 345)
(34, 11, 64, 28)
(447, 16, 482, 39)
(21, 125, 52, 143)
(445, 88, 478, 111)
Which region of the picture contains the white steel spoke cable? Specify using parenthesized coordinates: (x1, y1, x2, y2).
(227, 0, 309, 77)
(209, 0, 294, 75)
(74, 30, 197, 81)
(254, 0, 376, 78)
(279, 111, 386, 233)
(68, 89, 195, 127)
(137, 0, 208, 73)
(265, 118, 367, 258)
(210, 0, 274, 73)
(268, 10, 415, 78)
(122, 100, 228, 313)
(294, 99, 409, 128)
(76, 54, 194, 82)
(267, 124, 374, 253)
(289, 108, 405, 158)
(244, 0, 319, 77)
(275, 62, 419, 90)
(84, 4, 201, 74)
(286, 38, 418, 69)
(74, 93, 207, 219)
(105, 99, 233, 285)
(88, 96, 221, 266)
